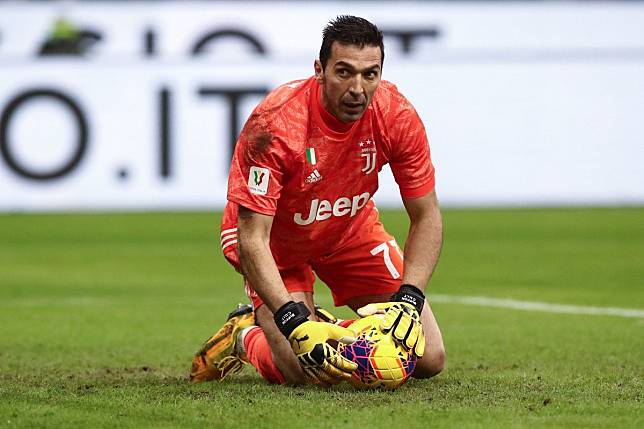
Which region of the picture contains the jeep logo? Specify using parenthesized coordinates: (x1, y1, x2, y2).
(293, 192, 371, 226)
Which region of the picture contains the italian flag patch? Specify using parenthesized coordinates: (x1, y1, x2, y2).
(306, 148, 317, 165)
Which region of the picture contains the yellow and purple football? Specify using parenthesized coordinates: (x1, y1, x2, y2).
(339, 314, 417, 390)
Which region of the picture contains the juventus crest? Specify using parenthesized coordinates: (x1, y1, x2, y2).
(359, 138, 377, 175)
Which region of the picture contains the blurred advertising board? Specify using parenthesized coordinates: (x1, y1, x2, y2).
(1, 1, 643, 211)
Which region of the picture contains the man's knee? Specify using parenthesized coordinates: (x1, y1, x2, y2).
(413, 345, 446, 379)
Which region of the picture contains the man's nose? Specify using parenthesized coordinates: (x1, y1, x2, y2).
(348, 75, 364, 97)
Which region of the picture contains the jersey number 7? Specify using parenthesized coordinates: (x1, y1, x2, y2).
(370, 240, 403, 279)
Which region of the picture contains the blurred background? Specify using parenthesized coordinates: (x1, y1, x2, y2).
(1, 0, 643, 212)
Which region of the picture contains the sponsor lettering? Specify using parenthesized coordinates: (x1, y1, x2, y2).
(293, 192, 370, 225)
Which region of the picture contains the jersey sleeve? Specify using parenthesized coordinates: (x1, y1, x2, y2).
(226, 114, 289, 216)
(388, 102, 435, 199)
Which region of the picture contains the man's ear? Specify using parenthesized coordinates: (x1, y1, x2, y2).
(314, 59, 324, 84)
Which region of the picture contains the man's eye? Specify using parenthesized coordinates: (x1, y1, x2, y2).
(337, 69, 349, 77)
(365, 71, 377, 80)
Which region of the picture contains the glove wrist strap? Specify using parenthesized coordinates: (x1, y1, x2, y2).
(392, 284, 425, 313)
(274, 301, 311, 338)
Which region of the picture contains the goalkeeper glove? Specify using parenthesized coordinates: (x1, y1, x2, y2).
(357, 284, 426, 358)
(274, 301, 357, 385)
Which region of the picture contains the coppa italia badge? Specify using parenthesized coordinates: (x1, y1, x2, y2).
(359, 138, 377, 174)
(248, 166, 269, 195)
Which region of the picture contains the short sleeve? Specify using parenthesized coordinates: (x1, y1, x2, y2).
(389, 104, 435, 199)
(226, 116, 287, 215)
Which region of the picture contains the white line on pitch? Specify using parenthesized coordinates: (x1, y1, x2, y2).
(430, 295, 644, 319)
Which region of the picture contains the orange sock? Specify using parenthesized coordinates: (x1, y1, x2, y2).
(243, 327, 286, 385)
(338, 319, 354, 328)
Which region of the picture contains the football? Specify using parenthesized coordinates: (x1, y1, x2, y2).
(339, 314, 418, 390)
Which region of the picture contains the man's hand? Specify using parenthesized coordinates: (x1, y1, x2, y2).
(357, 284, 426, 358)
(274, 301, 357, 385)
(288, 320, 357, 385)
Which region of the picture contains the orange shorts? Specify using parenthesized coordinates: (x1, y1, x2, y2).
(221, 220, 404, 309)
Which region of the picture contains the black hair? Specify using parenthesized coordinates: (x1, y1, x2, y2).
(319, 15, 384, 69)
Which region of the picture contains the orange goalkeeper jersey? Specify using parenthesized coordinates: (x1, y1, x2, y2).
(221, 76, 435, 268)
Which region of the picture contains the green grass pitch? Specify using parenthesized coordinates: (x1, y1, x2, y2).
(0, 208, 642, 428)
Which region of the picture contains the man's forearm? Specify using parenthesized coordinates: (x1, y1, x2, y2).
(238, 237, 292, 313)
(401, 210, 443, 291)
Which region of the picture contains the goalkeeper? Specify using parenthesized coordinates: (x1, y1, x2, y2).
(191, 15, 445, 386)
